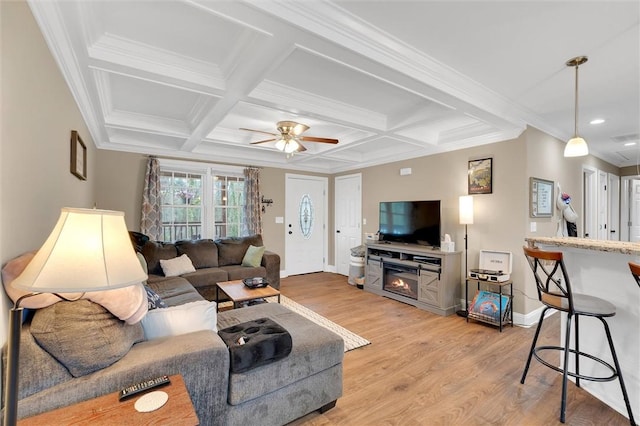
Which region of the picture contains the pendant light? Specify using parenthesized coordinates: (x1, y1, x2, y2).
(564, 56, 589, 157)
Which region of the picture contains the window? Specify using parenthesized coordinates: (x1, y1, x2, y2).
(160, 171, 203, 242)
(159, 160, 245, 242)
(213, 175, 244, 238)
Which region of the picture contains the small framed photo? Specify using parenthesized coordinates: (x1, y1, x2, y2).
(70, 130, 87, 180)
(530, 177, 554, 217)
(468, 158, 492, 194)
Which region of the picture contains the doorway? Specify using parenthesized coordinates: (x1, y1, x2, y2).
(285, 174, 327, 275)
(335, 173, 362, 276)
(621, 176, 640, 242)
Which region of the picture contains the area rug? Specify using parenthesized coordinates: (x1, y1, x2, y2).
(265, 295, 370, 352)
(219, 296, 370, 352)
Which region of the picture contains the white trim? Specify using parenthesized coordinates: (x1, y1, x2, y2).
(159, 158, 243, 176)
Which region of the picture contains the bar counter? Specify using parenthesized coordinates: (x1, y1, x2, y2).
(525, 237, 639, 420)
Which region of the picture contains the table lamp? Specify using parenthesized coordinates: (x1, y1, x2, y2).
(3, 208, 147, 426)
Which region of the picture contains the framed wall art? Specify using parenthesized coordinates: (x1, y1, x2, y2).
(468, 158, 492, 194)
(530, 177, 554, 217)
(70, 130, 87, 180)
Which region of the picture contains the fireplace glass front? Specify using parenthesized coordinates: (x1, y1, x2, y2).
(383, 263, 418, 300)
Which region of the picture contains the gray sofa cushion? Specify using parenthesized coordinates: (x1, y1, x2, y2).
(221, 265, 267, 282)
(181, 268, 229, 289)
(176, 239, 219, 268)
(217, 303, 344, 406)
(1, 322, 72, 401)
(216, 235, 263, 266)
(146, 277, 204, 307)
(142, 241, 178, 275)
(30, 300, 144, 377)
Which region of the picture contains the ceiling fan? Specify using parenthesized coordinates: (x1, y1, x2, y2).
(240, 120, 338, 153)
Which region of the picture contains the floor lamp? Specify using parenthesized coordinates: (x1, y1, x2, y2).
(2, 208, 147, 426)
(457, 195, 474, 317)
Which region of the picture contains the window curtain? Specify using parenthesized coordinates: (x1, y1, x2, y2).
(243, 167, 262, 236)
(141, 157, 163, 241)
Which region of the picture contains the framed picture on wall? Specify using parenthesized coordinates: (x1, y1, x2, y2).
(530, 177, 554, 217)
(70, 130, 87, 180)
(468, 158, 492, 194)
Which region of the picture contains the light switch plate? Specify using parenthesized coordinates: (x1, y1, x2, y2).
(530, 222, 537, 232)
(275, 216, 284, 224)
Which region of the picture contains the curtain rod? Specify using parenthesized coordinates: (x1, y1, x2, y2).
(147, 155, 262, 169)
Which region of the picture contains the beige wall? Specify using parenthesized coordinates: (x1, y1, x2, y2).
(1, 1, 98, 344)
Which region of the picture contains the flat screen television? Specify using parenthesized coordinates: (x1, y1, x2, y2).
(378, 200, 441, 247)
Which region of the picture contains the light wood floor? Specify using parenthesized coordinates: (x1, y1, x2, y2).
(281, 272, 631, 426)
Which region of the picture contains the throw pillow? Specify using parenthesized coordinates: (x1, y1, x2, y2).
(242, 245, 266, 267)
(159, 254, 196, 277)
(30, 300, 144, 377)
(141, 300, 217, 340)
(145, 285, 167, 310)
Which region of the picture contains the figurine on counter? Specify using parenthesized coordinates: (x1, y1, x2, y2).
(556, 183, 578, 237)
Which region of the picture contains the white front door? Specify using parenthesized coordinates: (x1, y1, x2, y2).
(335, 174, 362, 276)
(285, 174, 327, 275)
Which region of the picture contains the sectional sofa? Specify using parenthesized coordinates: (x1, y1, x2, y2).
(1, 236, 344, 425)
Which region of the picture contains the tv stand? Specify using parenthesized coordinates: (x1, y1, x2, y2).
(364, 241, 461, 316)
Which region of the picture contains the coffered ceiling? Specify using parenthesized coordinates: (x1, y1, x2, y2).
(29, 1, 639, 173)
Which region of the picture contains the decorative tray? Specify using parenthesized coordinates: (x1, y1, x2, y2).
(243, 277, 269, 289)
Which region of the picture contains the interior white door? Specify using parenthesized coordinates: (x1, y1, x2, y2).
(608, 173, 620, 241)
(335, 174, 362, 276)
(630, 179, 640, 242)
(597, 170, 608, 240)
(582, 166, 597, 238)
(285, 174, 327, 275)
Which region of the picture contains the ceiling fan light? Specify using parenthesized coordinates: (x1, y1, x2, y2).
(285, 139, 300, 153)
(275, 139, 286, 151)
(564, 136, 589, 157)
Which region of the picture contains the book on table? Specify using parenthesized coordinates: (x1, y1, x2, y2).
(468, 290, 510, 323)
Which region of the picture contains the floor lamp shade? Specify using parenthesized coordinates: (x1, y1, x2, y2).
(11, 207, 147, 293)
(459, 195, 474, 225)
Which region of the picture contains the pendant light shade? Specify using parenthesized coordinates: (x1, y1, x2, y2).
(564, 56, 589, 158)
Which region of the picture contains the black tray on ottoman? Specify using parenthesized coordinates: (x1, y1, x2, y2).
(218, 318, 292, 373)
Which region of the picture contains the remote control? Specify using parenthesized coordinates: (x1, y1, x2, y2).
(119, 375, 171, 401)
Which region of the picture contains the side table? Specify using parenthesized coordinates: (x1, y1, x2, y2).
(465, 278, 514, 332)
(18, 374, 198, 425)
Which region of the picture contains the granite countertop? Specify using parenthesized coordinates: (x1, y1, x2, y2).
(525, 236, 640, 256)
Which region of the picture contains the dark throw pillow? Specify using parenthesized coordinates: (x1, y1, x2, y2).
(145, 285, 167, 310)
(30, 300, 144, 377)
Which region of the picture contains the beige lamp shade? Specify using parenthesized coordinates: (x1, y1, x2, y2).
(564, 136, 589, 157)
(11, 208, 147, 293)
(459, 195, 474, 225)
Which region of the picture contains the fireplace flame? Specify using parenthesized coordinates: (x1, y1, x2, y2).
(391, 278, 410, 291)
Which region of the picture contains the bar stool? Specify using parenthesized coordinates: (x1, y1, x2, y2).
(522, 246, 635, 425)
(629, 262, 640, 288)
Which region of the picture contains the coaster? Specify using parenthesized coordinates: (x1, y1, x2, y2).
(134, 391, 169, 413)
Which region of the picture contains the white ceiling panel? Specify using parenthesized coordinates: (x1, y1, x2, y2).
(28, 0, 640, 172)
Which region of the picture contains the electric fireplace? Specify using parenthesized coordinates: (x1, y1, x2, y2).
(383, 262, 418, 300)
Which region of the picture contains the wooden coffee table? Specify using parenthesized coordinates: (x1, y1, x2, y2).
(215, 279, 280, 311)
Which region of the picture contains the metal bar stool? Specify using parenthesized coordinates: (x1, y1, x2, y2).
(629, 262, 640, 288)
(522, 246, 635, 425)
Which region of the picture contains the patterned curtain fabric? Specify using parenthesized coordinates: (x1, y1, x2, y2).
(243, 167, 262, 236)
(141, 157, 163, 241)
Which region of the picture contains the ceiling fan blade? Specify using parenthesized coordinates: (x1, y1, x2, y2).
(250, 138, 277, 145)
(300, 136, 339, 144)
(296, 143, 307, 152)
(239, 127, 278, 137)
